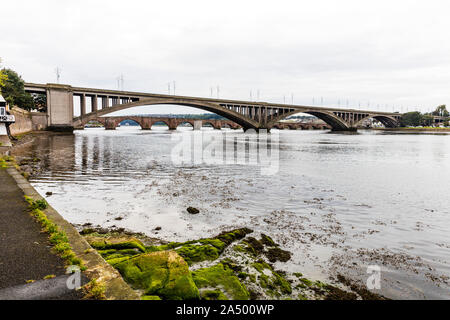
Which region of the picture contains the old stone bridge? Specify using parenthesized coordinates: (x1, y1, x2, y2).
(89, 116, 329, 131)
(94, 116, 241, 130)
(24, 83, 402, 132)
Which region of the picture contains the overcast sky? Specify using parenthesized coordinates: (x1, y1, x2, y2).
(1, 0, 450, 115)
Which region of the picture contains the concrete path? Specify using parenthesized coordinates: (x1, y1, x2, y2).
(0, 168, 85, 299)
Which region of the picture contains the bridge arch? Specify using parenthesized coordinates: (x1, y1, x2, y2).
(73, 98, 259, 130)
(151, 120, 171, 129)
(202, 121, 219, 130)
(177, 121, 194, 129)
(117, 118, 143, 129)
(355, 115, 399, 128)
(269, 110, 349, 131)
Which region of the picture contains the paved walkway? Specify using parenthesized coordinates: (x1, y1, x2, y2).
(0, 168, 84, 299)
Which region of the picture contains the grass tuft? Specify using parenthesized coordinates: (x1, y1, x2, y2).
(24, 196, 85, 270)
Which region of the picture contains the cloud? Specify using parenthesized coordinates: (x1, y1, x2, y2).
(1, 0, 450, 113)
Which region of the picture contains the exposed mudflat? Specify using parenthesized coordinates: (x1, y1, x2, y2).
(11, 128, 450, 299)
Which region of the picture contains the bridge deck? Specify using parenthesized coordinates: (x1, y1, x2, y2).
(24, 82, 401, 116)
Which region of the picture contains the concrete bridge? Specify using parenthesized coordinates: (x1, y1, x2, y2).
(92, 116, 241, 130)
(24, 83, 402, 132)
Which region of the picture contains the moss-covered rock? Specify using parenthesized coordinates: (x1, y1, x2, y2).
(174, 243, 222, 265)
(114, 251, 200, 300)
(272, 271, 292, 294)
(265, 247, 291, 263)
(260, 234, 276, 247)
(214, 228, 253, 246)
(87, 236, 146, 253)
(192, 263, 250, 300)
(202, 290, 229, 300)
(242, 237, 264, 256)
(146, 229, 253, 266)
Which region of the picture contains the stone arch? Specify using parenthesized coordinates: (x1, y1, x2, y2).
(176, 121, 194, 129)
(151, 120, 170, 129)
(202, 121, 217, 129)
(117, 118, 143, 129)
(84, 119, 105, 128)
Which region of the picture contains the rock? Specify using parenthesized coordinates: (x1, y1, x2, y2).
(87, 236, 146, 253)
(260, 234, 276, 247)
(45, 191, 53, 196)
(192, 263, 250, 300)
(265, 247, 292, 263)
(243, 237, 264, 255)
(187, 207, 200, 214)
(156, 228, 253, 266)
(155, 226, 162, 231)
(114, 216, 123, 221)
(115, 251, 200, 300)
(80, 228, 96, 235)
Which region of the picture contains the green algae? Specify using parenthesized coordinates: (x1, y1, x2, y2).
(145, 228, 253, 266)
(232, 244, 246, 253)
(192, 263, 250, 300)
(260, 234, 276, 247)
(271, 271, 292, 295)
(265, 247, 291, 263)
(174, 243, 221, 265)
(298, 293, 308, 300)
(202, 289, 228, 300)
(251, 261, 273, 273)
(89, 239, 146, 253)
(141, 295, 161, 300)
(299, 277, 314, 287)
(114, 251, 199, 300)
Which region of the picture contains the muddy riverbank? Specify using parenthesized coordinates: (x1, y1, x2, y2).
(75, 225, 386, 300)
(9, 129, 450, 299)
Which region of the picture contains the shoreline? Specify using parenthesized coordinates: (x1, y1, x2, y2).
(1, 147, 139, 300)
(370, 127, 450, 132)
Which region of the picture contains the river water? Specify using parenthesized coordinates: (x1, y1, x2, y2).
(13, 127, 450, 299)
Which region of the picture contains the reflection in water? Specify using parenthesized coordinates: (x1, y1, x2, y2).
(12, 127, 450, 299)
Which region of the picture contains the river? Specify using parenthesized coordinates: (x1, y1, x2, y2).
(12, 127, 450, 299)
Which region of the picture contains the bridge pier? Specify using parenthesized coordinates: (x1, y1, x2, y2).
(45, 84, 74, 132)
(193, 120, 202, 130)
(104, 118, 116, 130)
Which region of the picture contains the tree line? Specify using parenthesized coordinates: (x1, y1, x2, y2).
(400, 106, 449, 127)
(0, 61, 46, 112)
